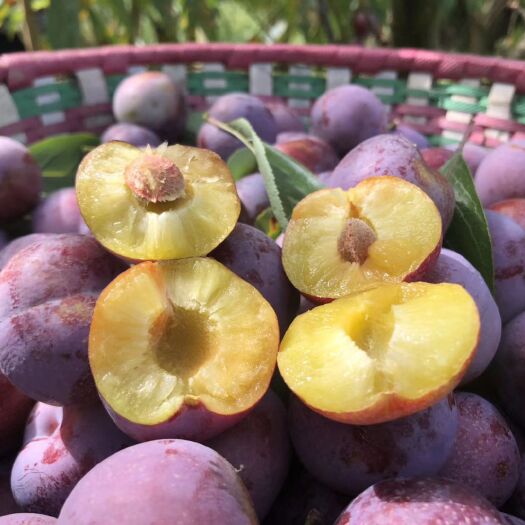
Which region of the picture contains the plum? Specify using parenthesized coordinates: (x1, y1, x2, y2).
(236, 173, 269, 225)
(0, 374, 33, 457)
(494, 311, 525, 428)
(198, 93, 277, 160)
(0, 137, 42, 223)
(32, 189, 83, 235)
(0, 234, 125, 405)
(288, 395, 459, 496)
(486, 210, 525, 322)
(11, 402, 133, 516)
(509, 456, 525, 520)
(310, 85, 387, 156)
(57, 440, 257, 524)
(489, 199, 525, 231)
(210, 223, 299, 333)
(325, 134, 455, 229)
(476, 143, 525, 206)
(275, 132, 310, 144)
(275, 136, 339, 173)
(0, 235, 53, 270)
(424, 248, 501, 383)
(335, 477, 505, 524)
(262, 462, 348, 525)
(100, 123, 161, 147)
(462, 143, 489, 175)
(392, 124, 429, 149)
(421, 147, 454, 170)
(439, 392, 520, 507)
(112, 71, 186, 141)
(0, 515, 56, 524)
(265, 102, 305, 134)
(206, 390, 290, 520)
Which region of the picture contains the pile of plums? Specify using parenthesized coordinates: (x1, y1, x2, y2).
(0, 70, 525, 525)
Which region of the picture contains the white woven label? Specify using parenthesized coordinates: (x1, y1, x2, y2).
(0, 84, 20, 127)
(443, 79, 480, 142)
(203, 63, 225, 104)
(162, 65, 187, 91)
(487, 83, 515, 120)
(326, 68, 352, 91)
(288, 65, 312, 109)
(250, 64, 273, 96)
(406, 72, 432, 106)
(34, 76, 66, 127)
(127, 65, 147, 75)
(41, 112, 65, 125)
(76, 68, 109, 105)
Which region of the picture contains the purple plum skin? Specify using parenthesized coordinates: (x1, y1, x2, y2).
(56, 440, 258, 525)
(509, 456, 525, 520)
(100, 123, 161, 147)
(424, 248, 501, 383)
(0, 235, 52, 271)
(197, 93, 277, 160)
(0, 137, 42, 223)
(32, 189, 82, 235)
(502, 514, 525, 525)
(275, 136, 339, 174)
(11, 402, 133, 517)
(0, 515, 56, 524)
(288, 395, 459, 496)
(325, 134, 455, 229)
(310, 85, 387, 156)
(334, 478, 505, 524)
(392, 124, 429, 149)
(475, 143, 525, 206)
(0, 234, 125, 405)
(206, 390, 290, 520)
(438, 392, 520, 508)
(210, 223, 299, 334)
(266, 102, 305, 134)
(485, 210, 525, 322)
(236, 174, 269, 225)
(494, 311, 525, 429)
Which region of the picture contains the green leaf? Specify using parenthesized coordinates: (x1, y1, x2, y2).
(47, 0, 82, 49)
(29, 133, 100, 194)
(227, 147, 257, 181)
(441, 153, 494, 292)
(208, 117, 323, 229)
(254, 207, 281, 240)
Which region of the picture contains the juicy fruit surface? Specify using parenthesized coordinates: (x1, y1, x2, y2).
(89, 257, 279, 425)
(278, 282, 479, 424)
(76, 142, 240, 260)
(282, 176, 442, 300)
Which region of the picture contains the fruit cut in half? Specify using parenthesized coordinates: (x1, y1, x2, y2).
(89, 257, 279, 442)
(282, 176, 442, 302)
(76, 142, 241, 260)
(277, 282, 479, 425)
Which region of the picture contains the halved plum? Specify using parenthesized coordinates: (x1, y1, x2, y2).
(76, 142, 240, 260)
(282, 176, 442, 302)
(89, 257, 279, 442)
(277, 282, 479, 425)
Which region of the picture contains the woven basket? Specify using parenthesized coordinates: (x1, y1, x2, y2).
(1, 43, 525, 148)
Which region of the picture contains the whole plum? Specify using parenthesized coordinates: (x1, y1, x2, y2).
(236, 173, 269, 225)
(325, 134, 455, 228)
(421, 147, 454, 170)
(424, 248, 501, 383)
(207, 390, 290, 520)
(335, 477, 505, 524)
(275, 136, 339, 173)
(100, 123, 161, 147)
(57, 440, 257, 524)
(0, 234, 125, 405)
(439, 392, 520, 507)
(198, 93, 277, 160)
(392, 123, 429, 149)
(288, 395, 459, 496)
(210, 223, 299, 333)
(0, 137, 42, 223)
(32, 189, 82, 234)
(486, 210, 525, 322)
(0, 235, 52, 271)
(11, 402, 133, 516)
(310, 85, 387, 156)
(265, 102, 304, 134)
(489, 199, 525, 231)
(0, 515, 56, 524)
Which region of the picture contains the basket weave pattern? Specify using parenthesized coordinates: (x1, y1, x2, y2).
(1, 43, 525, 147)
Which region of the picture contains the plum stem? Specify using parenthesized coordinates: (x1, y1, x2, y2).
(338, 218, 377, 264)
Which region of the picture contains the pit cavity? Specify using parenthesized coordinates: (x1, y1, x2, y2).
(338, 218, 377, 264)
(125, 152, 185, 203)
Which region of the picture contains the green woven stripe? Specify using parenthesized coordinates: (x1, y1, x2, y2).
(273, 73, 325, 99)
(440, 98, 486, 114)
(107, 75, 126, 97)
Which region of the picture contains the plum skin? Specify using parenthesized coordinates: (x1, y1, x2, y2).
(288, 395, 459, 496)
(236, 173, 269, 225)
(310, 84, 387, 155)
(438, 392, 520, 508)
(11, 402, 133, 517)
(56, 440, 258, 525)
(0, 515, 57, 524)
(206, 390, 290, 521)
(0, 137, 42, 223)
(32, 189, 83, 235)
(100, 123, 161, 147)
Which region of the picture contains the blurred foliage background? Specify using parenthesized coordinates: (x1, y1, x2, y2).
(0, 0, 524, 58)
